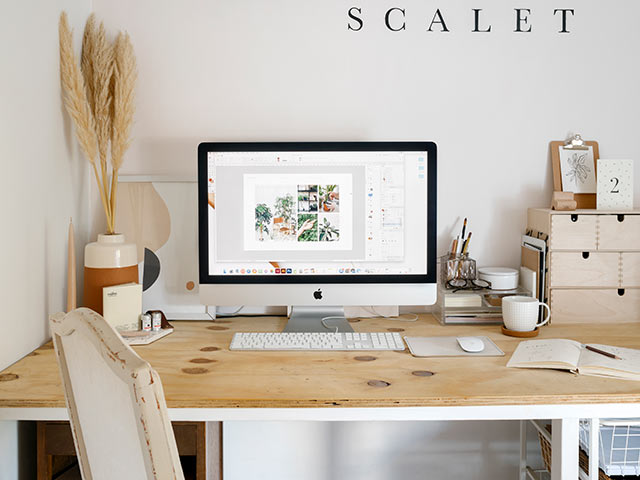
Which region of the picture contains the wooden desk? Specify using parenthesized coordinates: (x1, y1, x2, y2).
(2, 314, 640, 479)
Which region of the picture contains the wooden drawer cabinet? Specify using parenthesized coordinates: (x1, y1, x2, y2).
(598, 215, 640, 250)
(549, 252, 619, 288)
(550, 289, 640, 323)
(549, 214, 597, 250)
(528, 208, 640, 323)
(622, 253, 640, 287)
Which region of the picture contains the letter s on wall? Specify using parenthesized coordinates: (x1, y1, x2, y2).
(348, 7, 363, 31)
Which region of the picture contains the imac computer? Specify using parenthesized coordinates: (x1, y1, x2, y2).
(198, 142, 437, 333)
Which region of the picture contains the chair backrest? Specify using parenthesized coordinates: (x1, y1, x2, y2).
(50, 308, 184, 480)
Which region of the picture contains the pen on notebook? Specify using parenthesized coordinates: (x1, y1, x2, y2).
(585, 345, 621, 360)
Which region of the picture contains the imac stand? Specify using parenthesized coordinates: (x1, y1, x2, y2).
(283, 306, 354, 333)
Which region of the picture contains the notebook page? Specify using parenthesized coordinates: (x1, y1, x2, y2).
(507, 339, 583, 370)
(578, 344, 640, 379)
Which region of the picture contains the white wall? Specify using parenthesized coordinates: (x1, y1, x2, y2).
(0, 422, 19, 480)
(0, 1, 91, 477)
(94, 0, 640, 267)
(89, 1, 640, 479)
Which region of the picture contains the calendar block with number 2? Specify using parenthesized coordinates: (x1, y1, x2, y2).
(597, 159, 634, 210)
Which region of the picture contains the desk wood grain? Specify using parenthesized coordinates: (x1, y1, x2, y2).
(2, 315, 640, 409)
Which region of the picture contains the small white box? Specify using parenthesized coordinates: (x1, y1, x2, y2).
(103, 283, 142, 331)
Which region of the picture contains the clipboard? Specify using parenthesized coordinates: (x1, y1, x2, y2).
(550, 134, 600, 209)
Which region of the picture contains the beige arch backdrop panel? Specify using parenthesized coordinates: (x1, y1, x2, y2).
(115, 182, 171, 263)
(116, 180, 208, 319)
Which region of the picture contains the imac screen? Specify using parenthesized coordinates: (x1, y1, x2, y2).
(200, 143, 435, 283)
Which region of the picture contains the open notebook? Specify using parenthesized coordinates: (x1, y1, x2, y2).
(507, 339, 640, 381)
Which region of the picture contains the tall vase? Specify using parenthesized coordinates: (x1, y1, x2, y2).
(83, 234, 138, 315)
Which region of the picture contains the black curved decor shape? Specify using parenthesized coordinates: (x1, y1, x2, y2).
(143, 248, 161, 291)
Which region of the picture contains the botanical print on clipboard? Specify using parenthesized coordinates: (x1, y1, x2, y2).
(559, 146, 597, 193)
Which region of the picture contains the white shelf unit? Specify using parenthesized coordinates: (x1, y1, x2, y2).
(521, 419, 601, 480)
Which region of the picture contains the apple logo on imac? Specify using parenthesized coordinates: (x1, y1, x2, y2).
(314, 289, 323, 300)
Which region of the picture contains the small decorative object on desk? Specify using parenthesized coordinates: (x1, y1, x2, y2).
(58, 13, 138, 313)
(151, 311, 162, 331)
(550, 134, 600, 209)
(597, 159, 634, 211)
(84, 234, 138, 314)
(441, 253, 484, 289)
(102, 282, 142, 331)
(67, 218, 76, 312)
(501, 295, 550, 337)
(478, 267, 519, 291)
(121, 327, 173, 346)
(141, 313, 152, 332)
(551, 191, 577, 211)
(120, 310, 173, 345)
(442, 218, 487, 290)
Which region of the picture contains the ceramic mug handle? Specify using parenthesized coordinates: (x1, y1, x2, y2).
(537, 302, 551, 327)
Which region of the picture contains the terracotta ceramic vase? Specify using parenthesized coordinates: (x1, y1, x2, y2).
(83, 234, 138, 315)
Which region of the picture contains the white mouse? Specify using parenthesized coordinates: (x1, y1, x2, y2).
(456, 336, 485, 353)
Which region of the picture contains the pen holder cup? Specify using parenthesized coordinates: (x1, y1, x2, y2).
(440, 254, 477, 289)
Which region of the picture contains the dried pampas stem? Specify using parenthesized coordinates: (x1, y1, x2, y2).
(110, 31, 137, 220)
(59, 12, 113, 232)
(81, 14, 96, 115)
(91, 21, 115, 212)
(59, 13, 96, 165)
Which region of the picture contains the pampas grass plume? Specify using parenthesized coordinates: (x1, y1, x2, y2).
(59, 12, 113, 233)
(59, 12, 137, 234)
(59, 12, 98, 166)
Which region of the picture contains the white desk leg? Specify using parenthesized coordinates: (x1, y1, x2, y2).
(589, 418, 599, 480)
(551, 418, 579, 480)
(519, 420, 527, 480)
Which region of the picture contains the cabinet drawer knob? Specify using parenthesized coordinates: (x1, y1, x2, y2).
(618, 289, 626, 296)
(571, 214, 579, 222)
(617, 214, 625, 222)
(582, 252, 590, 259)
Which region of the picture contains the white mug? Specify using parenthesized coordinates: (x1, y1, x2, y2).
(502, 296, 550, 332)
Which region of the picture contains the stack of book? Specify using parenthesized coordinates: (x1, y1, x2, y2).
(444, 293, 483, 308)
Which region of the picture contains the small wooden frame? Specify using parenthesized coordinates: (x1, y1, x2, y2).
(551, 137, 600, 209)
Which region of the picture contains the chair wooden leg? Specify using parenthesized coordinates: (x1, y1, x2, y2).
(36, 421, 52, 480)
(195, 422, 206, 480)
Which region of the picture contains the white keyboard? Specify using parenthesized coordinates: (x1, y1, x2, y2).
(230, 332, 405, 351)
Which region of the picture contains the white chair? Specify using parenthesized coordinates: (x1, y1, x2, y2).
(49, 308, 184, 480)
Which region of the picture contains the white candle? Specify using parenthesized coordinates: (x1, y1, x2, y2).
(67, 218, 76, 312)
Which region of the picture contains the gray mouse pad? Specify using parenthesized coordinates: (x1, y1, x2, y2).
(404, 336, 504, 357)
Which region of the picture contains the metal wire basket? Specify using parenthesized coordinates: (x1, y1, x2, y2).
(579, 419, 640, 477)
